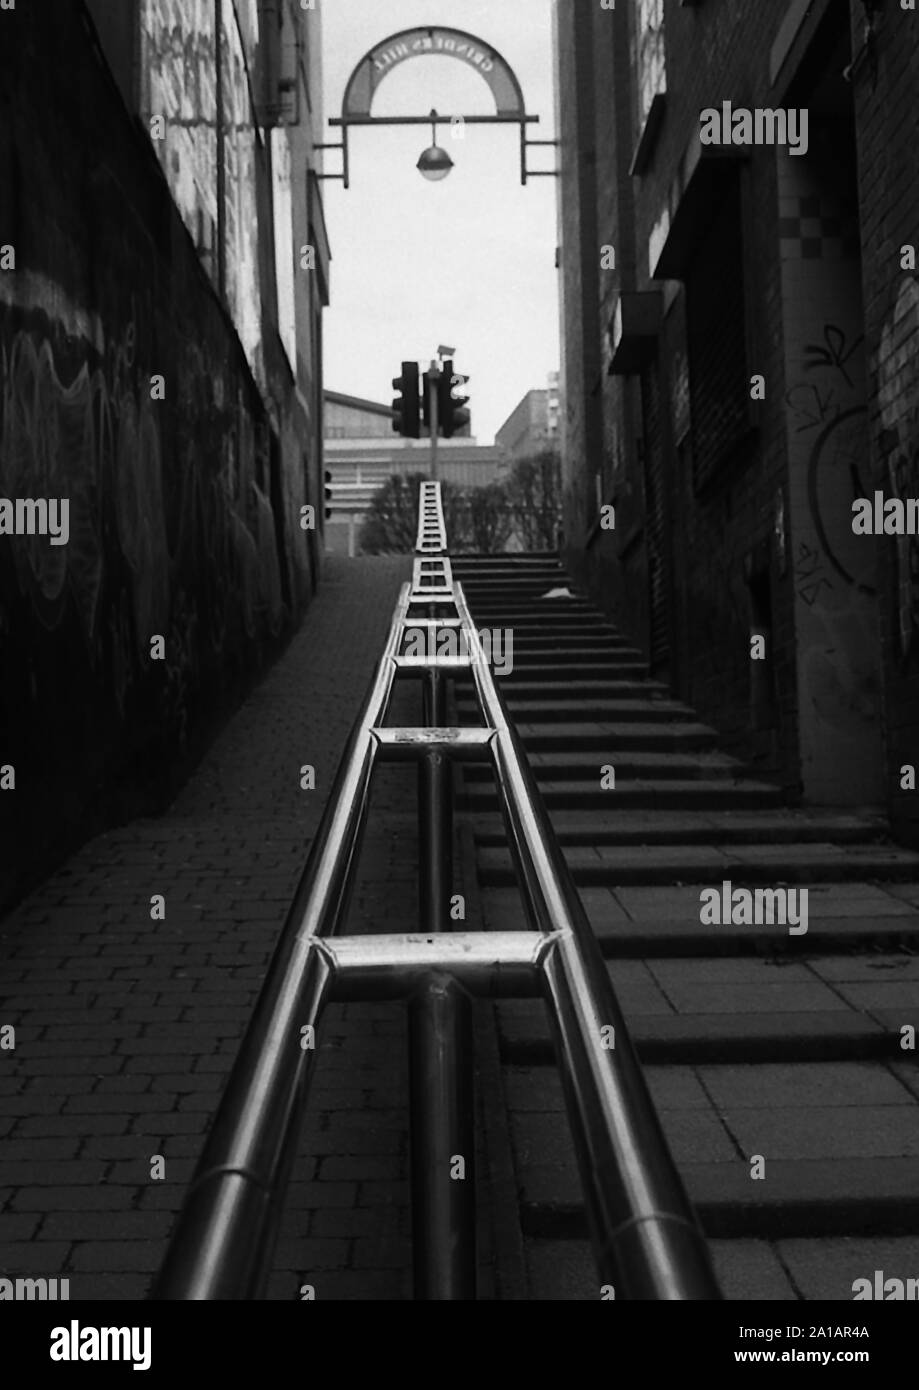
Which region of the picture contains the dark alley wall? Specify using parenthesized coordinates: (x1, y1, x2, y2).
(854, 6, 919, 845)
(554, 0, 918, 819)
(0, 2, 322, 909)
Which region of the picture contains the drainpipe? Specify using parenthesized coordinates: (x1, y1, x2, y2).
(258, 0, 282, 128)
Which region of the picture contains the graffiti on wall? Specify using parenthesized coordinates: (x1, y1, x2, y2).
(140, 0, 264, 384)
(221, 0, 263, 384)
(0, 303, 285, 745)
(140, 0, 219, 263)
(876, 276, 919, 667)
(784, 313, 882, 772)
(0, 0, 316, 912)
(786, 323, 875, 605)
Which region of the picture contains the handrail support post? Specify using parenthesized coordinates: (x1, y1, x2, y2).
(409, 640, 475, 1297)
(408, 973, 476, 1300)
(418, 658, 452, 933)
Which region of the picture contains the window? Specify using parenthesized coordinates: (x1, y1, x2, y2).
(636, 0, 666, 124)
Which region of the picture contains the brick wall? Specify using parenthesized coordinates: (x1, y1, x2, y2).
(554, 0, 604, 560)
(852, 2, 919, 840)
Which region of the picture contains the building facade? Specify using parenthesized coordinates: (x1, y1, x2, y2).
(496, 372, 561, 460)
(0, 0, 329, 907)
(324, 390, 508, 557)
(554, 0, 919, 838)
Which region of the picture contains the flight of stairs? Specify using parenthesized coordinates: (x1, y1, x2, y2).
(452, 551, 919, 1301)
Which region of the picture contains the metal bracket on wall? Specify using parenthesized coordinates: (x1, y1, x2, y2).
(314, 139, 349, 185)
(521, 133, 560, 181)
(320, 112, 548, 188)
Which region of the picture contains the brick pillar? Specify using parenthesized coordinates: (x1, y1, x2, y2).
(777, 142, 884, 804)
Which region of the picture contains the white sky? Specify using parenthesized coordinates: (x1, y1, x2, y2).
(320, 0, 559, 444)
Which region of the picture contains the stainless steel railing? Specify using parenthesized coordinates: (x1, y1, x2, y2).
(152, 479, 720, 1301)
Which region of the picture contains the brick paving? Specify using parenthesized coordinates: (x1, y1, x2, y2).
(9, 542, 916, 1301)
(0, 554, 465, 1300)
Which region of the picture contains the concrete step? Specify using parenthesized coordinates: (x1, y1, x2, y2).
(523, 1155, 919, 1241)
(477, 841, 919, 886)
(456, 700, 692, 722)
(474, 809, 890, 847)
(494, 721, 721, 753)
(487, 619, 627, 634)
(458, 699, 696, 723)
(499, 1008, 892, 1066)
(460, 595, 580, 609)
(453, 575, 565, 582)
(480, 887, 919, 954)
(496, 947, 919, 1060)
(466, 606, 609, 621)
(464, 750, 744, 783)
(523, 1234, 919, 1301)
(457, 580, 571, 594)
(455, 677, 671, 698)
(461, 778, 784, 812)
(465, 602, 600, 618)
(475, 878, 917, 945)
(452, 556, 563, 567)
(506, 1061, 919, 1239)
(467, 609, 606, 626)
(496, 665, 652, 684)
(505, 632, 636, 650)
(498, 640, 645, 658)
(454, 562, 564, 572)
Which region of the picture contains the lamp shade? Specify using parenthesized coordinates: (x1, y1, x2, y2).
(417, 143, 454, 181)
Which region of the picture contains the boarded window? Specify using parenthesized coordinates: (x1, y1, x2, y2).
(685, 170, 750, 493)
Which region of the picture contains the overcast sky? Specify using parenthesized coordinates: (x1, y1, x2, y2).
(320, 0, 559, 444)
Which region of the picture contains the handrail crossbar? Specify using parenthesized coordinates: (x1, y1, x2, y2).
(152, 482, 720, 1302)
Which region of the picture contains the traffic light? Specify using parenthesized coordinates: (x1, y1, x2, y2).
(324, 468, 333, 520)
(392, 361, 421, 438)
(421, 368, 436, 436)
(439, 360, 470, 438)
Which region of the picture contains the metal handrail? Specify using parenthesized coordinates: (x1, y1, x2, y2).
(152, 481, 720, 1301)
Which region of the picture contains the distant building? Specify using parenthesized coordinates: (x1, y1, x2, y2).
(496, 372, 561, 460)
(547, 370, 560, 440)
(324, 392, 509, 557)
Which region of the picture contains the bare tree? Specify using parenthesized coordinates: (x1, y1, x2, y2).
(506, 449, 562, 550)
(358, 473, 425, 554)
(358, 474, 513, 554)
(460, 483, 514, 554)
(360, 475, 470, 553)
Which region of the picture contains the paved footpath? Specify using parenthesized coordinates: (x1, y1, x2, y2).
(0, 554, 500, 1301)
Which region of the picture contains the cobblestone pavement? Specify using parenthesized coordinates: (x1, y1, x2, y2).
(0, 554, 467, 1301)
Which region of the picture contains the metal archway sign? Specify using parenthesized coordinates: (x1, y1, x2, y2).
(317, 26, 556, 187)
(344, 26, 525, 120)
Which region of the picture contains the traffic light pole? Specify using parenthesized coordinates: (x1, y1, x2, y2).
(428, 363, 440, 483)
